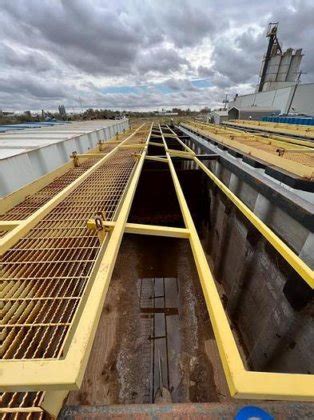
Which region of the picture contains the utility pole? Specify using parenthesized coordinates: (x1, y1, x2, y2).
(222, 94, 229, 110)
(286, 70, 304, 115)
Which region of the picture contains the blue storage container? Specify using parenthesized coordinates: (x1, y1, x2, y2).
(261, 115, 314, 126)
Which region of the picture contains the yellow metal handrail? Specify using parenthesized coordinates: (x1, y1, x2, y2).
(0, 125, 145, 255)
(0, 125, 152, 417)
(182, 122, 314, 179)
(174, 125, 314, 288)
(1, 123, 313, 418)
(160, 124, 314, 401)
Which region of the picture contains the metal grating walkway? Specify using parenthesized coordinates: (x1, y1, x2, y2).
(0, 125, 149, 418)
(0, 121, 313, 418)
(0, 134, 137, 222)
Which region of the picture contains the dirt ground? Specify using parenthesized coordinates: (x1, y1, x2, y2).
(66, 235, 229, 407)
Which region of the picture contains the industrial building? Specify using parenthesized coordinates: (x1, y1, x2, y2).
(0, 117, 313, 418)
(228, 83, 314, 116)
(257, 23, 303, 93)
(228, 23, 314, 118)
(208, 109, 229, 124)
(227, 106, 280, 121)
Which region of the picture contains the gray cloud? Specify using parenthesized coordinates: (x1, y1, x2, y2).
(0, 0, 313, 110)
(199, 0, 314, 92)
(0, 73, 71, 100)
(136, 48, 189, 74)
(1, 44, 52, 73)
(140, 1, 226, 48)
(212, 31, 262, 87)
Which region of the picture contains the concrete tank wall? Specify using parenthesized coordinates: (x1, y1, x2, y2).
(202, 181, 313, 374)
(179, 129, 314, 375)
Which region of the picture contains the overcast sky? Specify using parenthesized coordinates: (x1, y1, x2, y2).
(0, 0, 313, 111)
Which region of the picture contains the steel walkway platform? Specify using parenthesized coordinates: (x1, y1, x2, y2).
(0, 122, 313, 418)
(182, 121, 314, 183)
(224, 119, 314, 140)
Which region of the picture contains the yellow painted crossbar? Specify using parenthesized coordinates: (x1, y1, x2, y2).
(119, 143, 146, 149)
(0, 407, 43, 414)
(87, 219, 190, 238)
(148, 141, 164, 147)
(145, 156, 168, 163)
(103, 140, 122, 144)
(73, 153, 105, 158)
(0, 220, 22, 231)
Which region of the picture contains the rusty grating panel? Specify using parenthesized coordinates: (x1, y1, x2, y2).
(0, 142, 125, 221)
(0, 127, 148, 417)
(0, 159, 101, 221)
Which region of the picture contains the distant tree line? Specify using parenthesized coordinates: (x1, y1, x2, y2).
(0, 106, 209, 125)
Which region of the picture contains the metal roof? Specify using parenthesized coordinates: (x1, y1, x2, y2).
(211, 110, 228, 116)
(0, 119, 129, 197)
(228, 106, 281, 113)
(0, 120, 124, 160)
